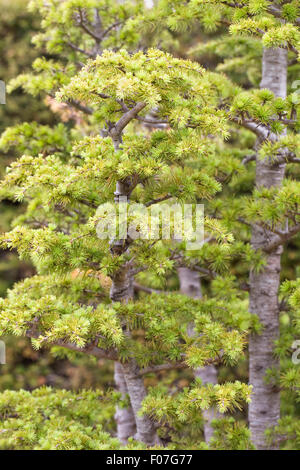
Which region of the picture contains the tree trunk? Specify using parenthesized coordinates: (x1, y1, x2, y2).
(109, 264, 137, 444)
(114, 361, 136, 444)
(110, 252, 158, 445)
(121, 359, 160, 445)
(177, 267, 219, 443)
(194, 365, 219, 442)
(248, 47, 287, 450)
(177, 267, 202, 299)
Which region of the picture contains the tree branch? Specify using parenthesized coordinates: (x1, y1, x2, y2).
(78, 8, 102, 42)
(268, 4, 300, 26)
(242, 154, 256, 165)
(66, 41, 96, 58)
(133, 282, 163, 295)
(49, 93, 93, 115)
(273, 151, 300, 166)
(98, 21, 124, 41)
(230, 115, 271, 140)
(264, 223, 300, 253)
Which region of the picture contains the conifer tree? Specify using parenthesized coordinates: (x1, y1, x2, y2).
(0, 0, 255, 449)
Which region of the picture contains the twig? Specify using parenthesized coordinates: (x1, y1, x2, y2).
(139, 358, 220, 376)
(264, 223, 300, 253)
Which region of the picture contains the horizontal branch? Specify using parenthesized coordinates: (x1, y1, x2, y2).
(192, 265, 217, 279)
(49, 92, 94, 116)
(63, 98, 93, 115)
(138, 362, 188, 376)
(273, 150, 300, 166)
(223, 2, 300, 27)
(230, 115, 270, 140)
(66, 40, 96, 58)
(269, 117, 298, 126)
(268, 4, 300, 26)
(137, 116, 168, 126)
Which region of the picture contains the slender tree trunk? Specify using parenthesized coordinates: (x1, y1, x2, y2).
(114, 361, 136, 444)
(248, 47, 287, 450)
(177, 267, 219, 443)
(107, 127, 158, 445)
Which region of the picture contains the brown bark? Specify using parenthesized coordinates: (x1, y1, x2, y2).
(248, 47, 287, 449)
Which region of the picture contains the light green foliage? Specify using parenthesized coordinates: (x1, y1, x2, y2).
(7, 0, 144, 100)
(57, 49, 230, 137)
(145, 0, 300, 450)
(2, 0, 300, 450)
(149, 0, 300, 48)
(0, 277, 249, 369)
(0, 36, 253, 447)
(143, 380, 251, 417)
(141, 381, 252, 448)
(28, 0, 143, 54)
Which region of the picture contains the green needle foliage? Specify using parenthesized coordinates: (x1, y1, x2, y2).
(145, 0, 300, 449)
(0, 0, 299, 450)
(0, 0, 254, 449)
